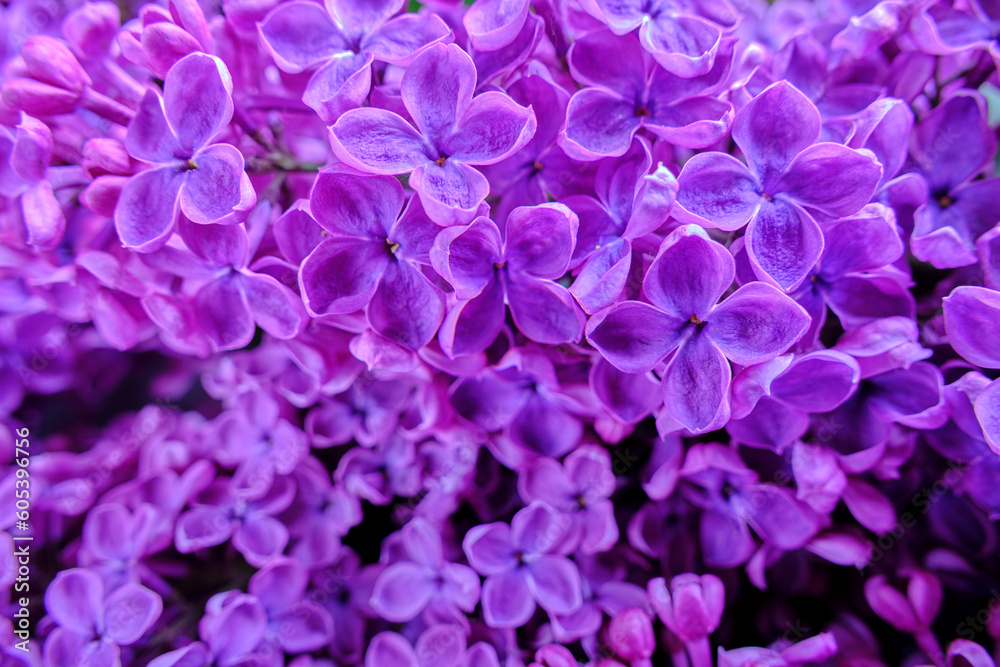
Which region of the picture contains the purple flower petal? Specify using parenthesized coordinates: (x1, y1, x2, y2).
(299, 237, 389, 316)
(745, 198, 824, 291)
(526, 555, 583, 614)
(482, 568, 535, 627)
(442, 91, 536, 166)
(402, 43, 476, 144)
(310, 169, 404, 239)
(258, 0, 346, 73)
(368, 260, 445, 350)
(662, 333, 731, 433)
(587, 301, 685, 374)
(330, 108, 429, 174)
(115, 167, 184, 252)
(103, 583, 162, 645)
(643, 224, 735, 319)
(44, 568, 103, 636)
(943, 286, 1000, 369)
(675, 152, 760, 231)
(732, 81, 821, 186)
(370, 562, 436, 622)
(179, 143, 255, 224)
(706, 282, 810, 366)
(164, 53, 234, 155)
(364, 13, 452, 65)
(410, 160, 491, 226)
(775, 142, 881, 220)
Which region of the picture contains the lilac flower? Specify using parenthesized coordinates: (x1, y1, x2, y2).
(210, 391, 309, 500)
(449, 348, 589, 462)
(149, 593, 271, 667)
(590, 0, 739, 76)
(518, 445, 619, 554)
(329, 43, 536, 225)
(43, 568, 162, 667)
(943, 285, 1000, 452)
(675, 81, 882, 290)
(145, 215, 308, 352)
(588, 224, 810, 433)
(909, 92, 1000, 268)
(648, 573, 725, 660)
(258, 0, 450, 121)
(78, 502, 159, 592)
(560, 30, 733, 160)
(679, 444, 821, 566)
(284, 457, 361, 568)
(115, 52, 255, 252)
(431, 203, 583, 355)
(298, 168, 445, 350)
(335, 434, 422, 505)
(370, 517, 481, 623)
(463, 502, 583, 627)
(175, 474, 295, 566)
(727, 350, 860, 451)
(247, 556, 334, 653)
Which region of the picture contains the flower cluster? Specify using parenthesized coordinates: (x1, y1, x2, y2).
(2, 0, 1000, 666)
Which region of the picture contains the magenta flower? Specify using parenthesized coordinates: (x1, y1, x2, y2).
(675, 82, 882, 290)
(329, 43, 536, 225)
(463, 502, 583, 627)
(258, 0, 451, 121)
(561, 30, 733, 160)
(518, 445, 619, 554)
(591, 0, 740, 76)
(115, 52, 255, 251)
(588, 224, 810, 433)
(370, 517, 481, 623)
(43, 568, 162, 667)
(298, 168, 445, 351)
(431, 203, 584, 356)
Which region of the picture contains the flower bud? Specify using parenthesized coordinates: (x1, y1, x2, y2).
(648, 573, 725, 643)
(21, 36, 91, 93)
(863, 570, 942, 633)
(608, 608, 655, 661)
(63, 1, 121, 56)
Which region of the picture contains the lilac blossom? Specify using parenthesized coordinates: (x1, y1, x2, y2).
(43, 568, 162, 667)
(258, 0, 451, 121)
(588, 224, 810, 433)
(329, 42, 536, 225)
(431, 202, 584, 355)
(298, 168, 445, 350)
(675, 81, 883, 290)
(115, 52, 255, 251)
(560, 30, 734, 160)
(463, 502, 583, 627)
(6, 1, 1000, 666)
